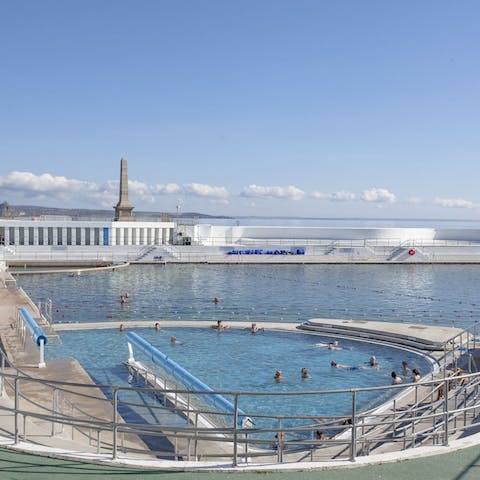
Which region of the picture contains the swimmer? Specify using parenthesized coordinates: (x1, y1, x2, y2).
(331, 360, 359, 370)
(213, 319, 229, 330)
(154, 322, 160, 331)
(214, 296, 220, 304)
(301, 367, 310, 378)
(401, 361, 410, 373)
(391, 371, 402, 384)
(249, 323, 264, 334)
(119, 323, 125, 332)
(274, 370, 284, 381)
(120, 295, 125, 304)
(368, 355, 379, 367)
(412, 368, 421, 382)
(328, 342, 342, 350)
(170, 336, 177, 344)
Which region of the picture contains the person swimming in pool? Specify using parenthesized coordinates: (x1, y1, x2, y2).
(391, 371, 403, 384)
(301, 367, 310, 378)
(331, 360, 359, 370)
(367, 355, 380, 368)
(274, 370, 284, 381)
(212, 319, 229, 330)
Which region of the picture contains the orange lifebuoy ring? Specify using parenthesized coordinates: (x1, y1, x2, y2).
(408, 249, 416, 256)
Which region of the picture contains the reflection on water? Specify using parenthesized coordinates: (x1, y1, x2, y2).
(16, 264, 480, 329)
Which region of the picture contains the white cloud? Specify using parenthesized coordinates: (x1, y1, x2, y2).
(183, 183, 229, 198)
(0, 171, 95, 194)
(310, 191, 330, 200)
(433, 197, 476, 209)
(361, 188, 396, 204)
(310, 190, 356, 201)
(0, 171, 231, 207)
(241, 184, 305, 200)
(330, 190, 357, 202)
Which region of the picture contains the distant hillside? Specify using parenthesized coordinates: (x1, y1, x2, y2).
(0, 201, 231, 221)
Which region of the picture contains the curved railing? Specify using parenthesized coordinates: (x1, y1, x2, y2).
(0, 322, 478, 467)
(0, 357, 479, 465)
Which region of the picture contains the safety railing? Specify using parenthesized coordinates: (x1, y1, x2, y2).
(0, 348, 479, 466)
(0, 319, 478, 466)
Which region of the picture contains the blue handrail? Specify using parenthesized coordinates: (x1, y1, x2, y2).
(126, 332, 247, 424)
(18, 307, 48, 347)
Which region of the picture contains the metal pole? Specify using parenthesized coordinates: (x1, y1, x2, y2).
(194, 412, 199, 459)
(350, 390, 357, 461)
(51, 388, 57, 436)
(443, 378, 449, 446)
(233, 393, 239, 466)
(0, 355, 5, 397)
(14, 377, 19, 444)
(38, 338, 46, 368)
(278, 418, 283, 463)
(112, 388, 118, 459)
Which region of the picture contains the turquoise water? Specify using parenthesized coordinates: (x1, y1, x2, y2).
(46, 326, 431, 428)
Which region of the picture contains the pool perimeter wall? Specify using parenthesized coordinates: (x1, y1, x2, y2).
(5, 225, 480, 265)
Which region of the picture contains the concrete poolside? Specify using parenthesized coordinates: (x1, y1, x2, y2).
(5, 241, 480, 266)
(0, 442, 479, 480)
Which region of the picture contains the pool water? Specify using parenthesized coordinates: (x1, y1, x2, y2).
(16, 263, 466, 430)
(17, 264, 480, 329)
(46, 326, 432, 426)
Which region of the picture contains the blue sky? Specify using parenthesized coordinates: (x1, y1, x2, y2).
(1, 0, 480, 218)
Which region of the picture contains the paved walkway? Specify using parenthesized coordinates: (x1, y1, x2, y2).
(0, 444, 479, 480)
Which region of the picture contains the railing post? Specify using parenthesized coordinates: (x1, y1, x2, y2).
(233, 393, 239, 466)
(277, 418, 284, 463)
(0, 354, 5, 397)
(443, 378, 449, 446)
(112, 388, 118, 459)
(194, 412, 199, 459)
(14, 377, 19, 444)
(51, 388, 57, 436)
(350, 390, 357, 461)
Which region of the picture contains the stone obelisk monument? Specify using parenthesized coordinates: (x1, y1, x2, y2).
(114, 158, 135, 221)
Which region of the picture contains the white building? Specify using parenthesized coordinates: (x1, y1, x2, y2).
(0, 218, 174, 247)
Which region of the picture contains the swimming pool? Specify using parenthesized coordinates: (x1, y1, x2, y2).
(17, 264, 480, 329)
(46, 326, 432, 430)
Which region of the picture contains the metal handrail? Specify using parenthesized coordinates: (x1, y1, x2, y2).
(0, 365, 479, 463)
(0, 322, 479, 465)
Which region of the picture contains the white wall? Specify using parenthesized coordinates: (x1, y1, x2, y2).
(194, 226, 438, 245)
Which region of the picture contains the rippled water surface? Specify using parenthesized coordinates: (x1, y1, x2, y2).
(16, 264, 480, 328)
(14, 264, 480, 420)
